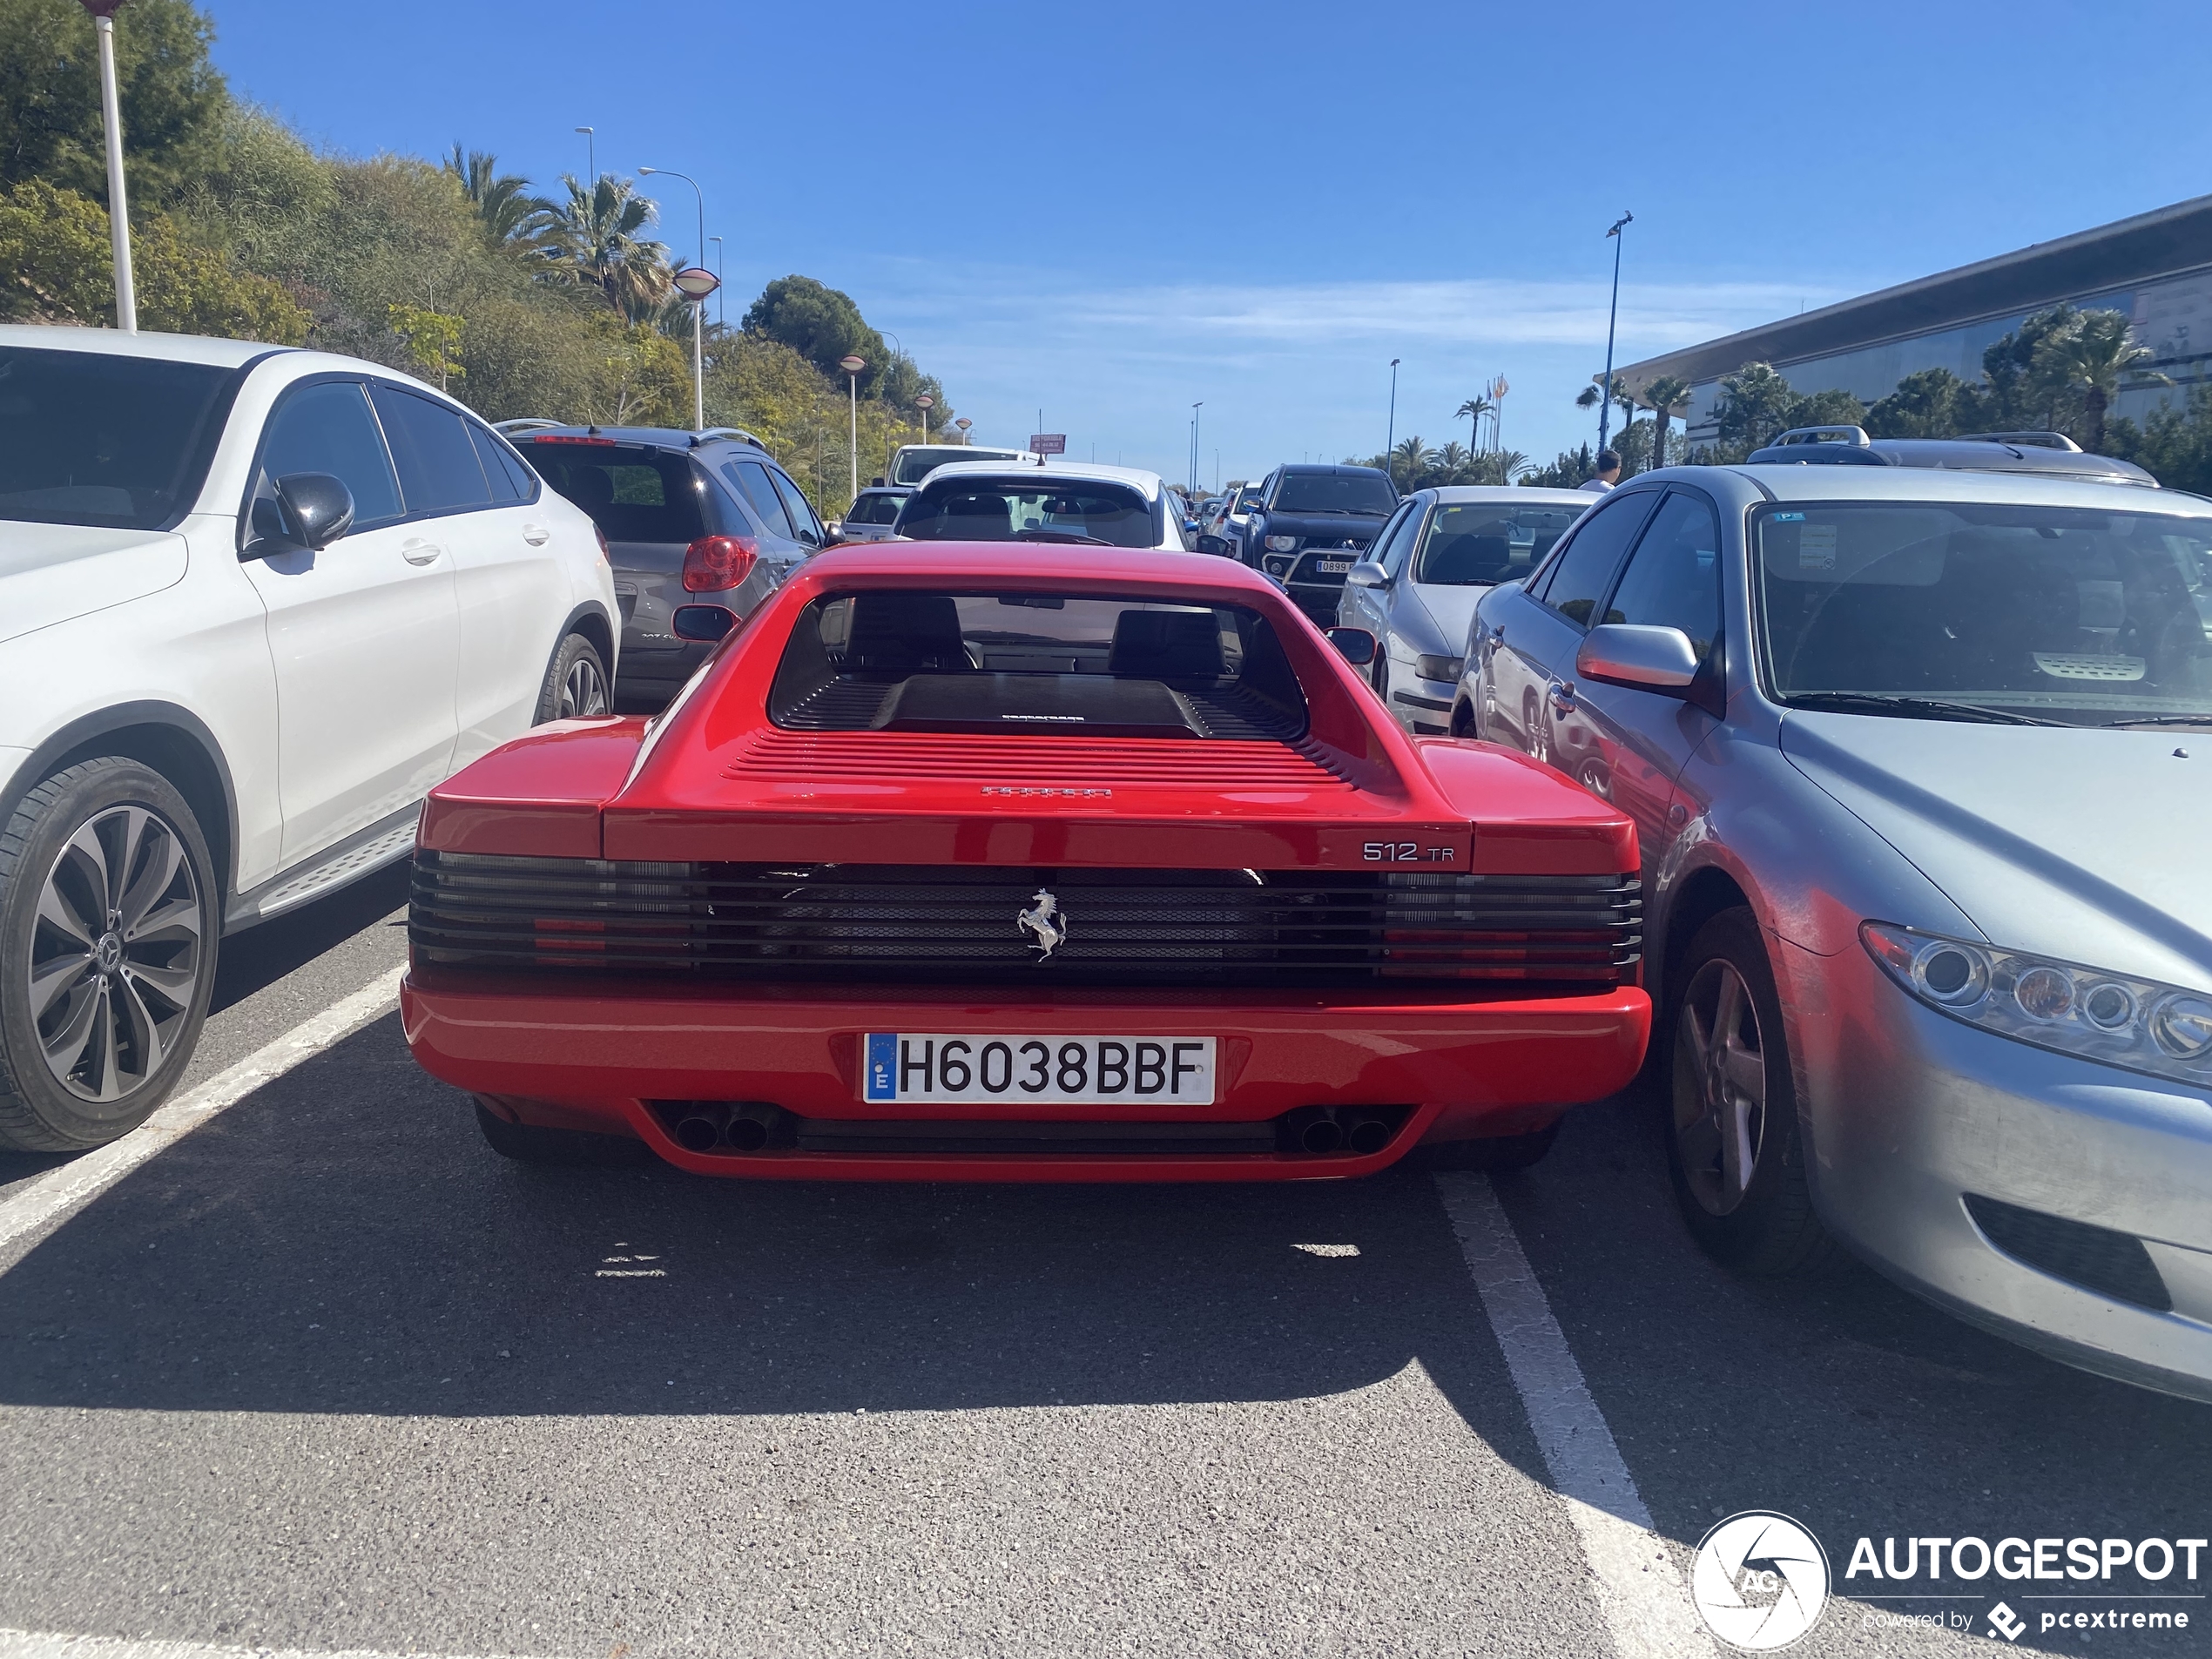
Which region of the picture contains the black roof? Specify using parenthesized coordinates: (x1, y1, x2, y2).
(517, 424, 768, 453)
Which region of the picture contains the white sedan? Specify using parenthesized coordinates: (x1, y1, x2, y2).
(0, 325, 616, 1150)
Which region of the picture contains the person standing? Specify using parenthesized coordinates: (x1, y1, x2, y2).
(1578, 450, 1622, 493)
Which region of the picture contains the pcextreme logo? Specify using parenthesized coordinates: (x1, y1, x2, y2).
(1691, 1511, 1832, 1650)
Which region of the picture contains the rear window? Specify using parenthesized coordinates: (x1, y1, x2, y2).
(845, 492, 907, 525)
(0, 345, 239, 530)
(768, 590, 1307, 740)
(893, 446, 1022, 485)
(896, 477, 1156, 547)
(528, 442, 705, 543)
(1413, 503, 1584, 586)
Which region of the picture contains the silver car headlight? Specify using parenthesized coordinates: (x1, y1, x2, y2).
(1264, 535, 1299, 551)
(1415, 654, 1464, 683)
(1862, 921, 2212, 1091)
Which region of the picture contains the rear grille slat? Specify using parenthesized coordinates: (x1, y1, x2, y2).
(410, 855, 1641, 988)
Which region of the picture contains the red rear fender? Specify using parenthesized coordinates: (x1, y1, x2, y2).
(421, 718, 649, 858)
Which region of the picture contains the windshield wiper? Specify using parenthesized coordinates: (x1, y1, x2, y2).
(1009, 529, 1115, 546)
(1784, 691, 2062, 726)
(2093, 713, 2212, 730)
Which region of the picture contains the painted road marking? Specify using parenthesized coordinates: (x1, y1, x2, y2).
(0, 965, 406, 1262)
(1436, 1172, 1716, 1659)
(0, 1630, 545, 1659)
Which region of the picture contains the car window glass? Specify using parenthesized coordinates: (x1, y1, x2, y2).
(368, 384, 491, 516)
(467, 422, 531, 503)
(531, 442, 705, 543)
(1536, 493, 1656, 626)
(845, 492, 905, 526)
(0, 344, 236, 531)
(1414, 503, 1585, 587)
(769, 469, 823, 545)
(1602, 491, 1722, 658)
(725, 461, 795, 536)
(1375, 504, 1421, 577)
(257, 381, 403, 529)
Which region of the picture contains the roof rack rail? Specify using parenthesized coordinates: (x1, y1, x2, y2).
(691, 426, 767, 448)
(1955, 430, 2082, 452)
(1769, 425, 1870, 448)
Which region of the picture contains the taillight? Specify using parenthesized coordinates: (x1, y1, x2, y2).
(592, 523, 610, 564)
(682, 534, 759, 592)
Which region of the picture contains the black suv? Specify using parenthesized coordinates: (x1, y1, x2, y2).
(521, 427, 826, 711)
(1204, 463, 1399, 626)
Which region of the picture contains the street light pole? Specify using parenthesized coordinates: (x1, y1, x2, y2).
(1190, 401, 1203, 498)
(839, 354, 867, 503)
(575, 126, 594, 182)
(1598, 211, 1633, 455)
(79, 2, 134, 331)
(915, 393, 934, 445)
(640, 167, 710, 431)
(1386, 358, 1400, 464)
(708, 235, 723, 328)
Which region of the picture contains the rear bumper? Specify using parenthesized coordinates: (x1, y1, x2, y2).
(401, 970, 1649, 1181)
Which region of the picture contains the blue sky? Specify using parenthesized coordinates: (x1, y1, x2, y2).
(202, 0, 2209, 488)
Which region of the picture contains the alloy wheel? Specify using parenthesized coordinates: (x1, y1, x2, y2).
(29, 805, 206, 1103)
(1673, 957, 1768, 1216)
(560, 652, 609, 718)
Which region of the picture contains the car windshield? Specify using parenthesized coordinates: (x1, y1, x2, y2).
(894, 447, 1020, 485)
(768, 590, 1307, 740)
(1271, 474, 1396, 515)
(844, 493, 907, 526)
(895, 478, 1156, 547)
(0, 346, 239, 531)
(1413, 503, 1585, 586)
(528, 441, 705, 543)
(1757, 502, 2212, 726)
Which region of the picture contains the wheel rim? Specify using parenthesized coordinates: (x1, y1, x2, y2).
(29, 805, 205, 1105)
(1672, 958, 1768, 1217)
(559, 651, 608, 718)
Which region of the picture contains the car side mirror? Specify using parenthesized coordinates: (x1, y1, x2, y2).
(274, 472, 354, 550)
(1575, 624, 1699, 691)
(819, 531, 845, 550)
(672, 604, 738, 642)
(1196, 533, 1232, 556)
(1345, 561, 1389, 590)
(1327, 627, 1378, 666)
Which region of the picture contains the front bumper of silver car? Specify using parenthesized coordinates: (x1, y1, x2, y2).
(1781, 934, 2212, 1400)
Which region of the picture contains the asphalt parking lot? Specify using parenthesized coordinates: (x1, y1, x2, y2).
(0, 875, 2204, 1659)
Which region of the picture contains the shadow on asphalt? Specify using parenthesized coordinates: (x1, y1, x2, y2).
(210, 861, 412, 1015)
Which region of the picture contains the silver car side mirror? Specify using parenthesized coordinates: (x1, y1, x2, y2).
(1345, 561, 1389, 590)
(1575, 624, 1700, 691)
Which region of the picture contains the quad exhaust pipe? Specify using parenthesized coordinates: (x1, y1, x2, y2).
(662, 1102, 789, 1154)
(1281, 1106, 1405, 1157)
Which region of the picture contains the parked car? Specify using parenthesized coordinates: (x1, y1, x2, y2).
(888, 462, 1192, 550)
(1747, 423, 2157, 483)
(1212, 464, 1399, 626)
(516, 427, 824, 711)
(889, 442, 1035, 486)
(1455, 461, 2212, 1400)
(1338, 486, 1590, 732)
(833, 485, 914, 544)
(0, 325, 616, 1150)
(402, 544, 1649, 1178)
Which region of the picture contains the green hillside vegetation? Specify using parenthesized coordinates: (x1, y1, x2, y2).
(0, 0, 955, 516)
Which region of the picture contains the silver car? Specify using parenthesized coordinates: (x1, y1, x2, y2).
(833, 485, 914, 544)
(1336, 487, 1590, 732)
(1454, 463, 2212, 1399)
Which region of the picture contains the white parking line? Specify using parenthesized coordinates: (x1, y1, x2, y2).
(1435, 1172, 1716, 1659)
(0, 1630, 543, 1659)
(0, 965, 405, 1261)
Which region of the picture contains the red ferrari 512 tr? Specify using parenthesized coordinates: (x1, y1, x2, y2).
(401, 545, 1649, 1180)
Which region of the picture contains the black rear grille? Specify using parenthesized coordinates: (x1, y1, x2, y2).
(410, 855, 1641, 989)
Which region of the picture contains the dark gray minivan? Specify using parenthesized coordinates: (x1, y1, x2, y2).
(521, 427, 826, 711)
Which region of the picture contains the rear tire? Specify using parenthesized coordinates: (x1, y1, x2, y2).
(0, 759, 219, 1151)
(473, 1098, 648, 1167)
(1663, 907, 1835, 1275)
(534, 632, 610, 725)
(1419, 1121, 1561, 1172)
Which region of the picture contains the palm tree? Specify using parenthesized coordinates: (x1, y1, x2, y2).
(1474, 449, 1530, 486)
(1642, 374, 1691, 469)
(1430, 441, 1477, 484)
(1389, 435, 1433, 492)
(1454, 395, 1495, 455)
(442, 145, 556, 252)
(550, 172, 672, 321)
(2036, 309, 2168, 452)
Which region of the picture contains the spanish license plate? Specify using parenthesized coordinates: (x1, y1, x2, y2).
(863, 1034, 1218, 1105)
(1317, 558, 1352, 574)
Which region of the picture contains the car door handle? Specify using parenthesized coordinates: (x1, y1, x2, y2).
(400, 539, 442, 566)
(1548, 681, 1577, 716)
(521, 523, 550, 546)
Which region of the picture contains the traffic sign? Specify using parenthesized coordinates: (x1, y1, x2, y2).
(1030, 434, 1067, 455)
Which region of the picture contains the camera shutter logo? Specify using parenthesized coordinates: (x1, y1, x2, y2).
(1690, 1511, 1831, 1650)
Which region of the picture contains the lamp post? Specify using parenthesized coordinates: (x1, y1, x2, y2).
(1386, 358, 1401, 466)
(574, 126, 594, 181)
(915, 393, 934, 445)
(78, 1, 134, 331)
(639, 167, 713, 431)
(1190, 401, 1203, 498)
(839, 354, 867, 502)
(1598, 210, 1632, 455)
(707, 234, 724, 327)
(954, 417, 971, 446)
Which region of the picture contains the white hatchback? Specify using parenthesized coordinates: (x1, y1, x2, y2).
(0, 325, 617, 1150)
(888, 460, 1193, 550)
